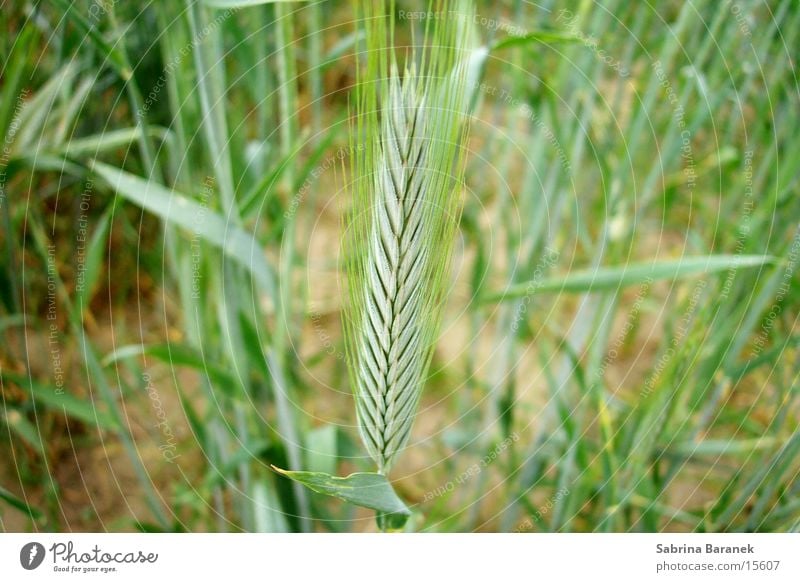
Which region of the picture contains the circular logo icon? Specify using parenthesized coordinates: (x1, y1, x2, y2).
(20, 542, 45, 570)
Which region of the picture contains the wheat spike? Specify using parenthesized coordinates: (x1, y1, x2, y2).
(344, 1, 473, 473)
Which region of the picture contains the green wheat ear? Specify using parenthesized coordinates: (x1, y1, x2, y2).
(343, 0, 474, 474)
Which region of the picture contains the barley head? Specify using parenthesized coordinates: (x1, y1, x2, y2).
(344, 0, 473, 473)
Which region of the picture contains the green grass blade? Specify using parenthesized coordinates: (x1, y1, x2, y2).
(102, 343, 240, 398)
(2, 372, 119, 431)
(490, 31, 579, 52)
(91, 161, 278, 298)
(483, 255, 773, 302)
(0, 485, 43, 521)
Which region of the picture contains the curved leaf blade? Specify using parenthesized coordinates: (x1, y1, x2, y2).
(271, 468, 411, 525)
(90, 161, 277, 297)
(0, 486, 43, 520)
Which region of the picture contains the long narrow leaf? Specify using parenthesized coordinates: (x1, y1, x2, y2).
(483, 255, 773, 302)
(91, 162, 277, 298)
